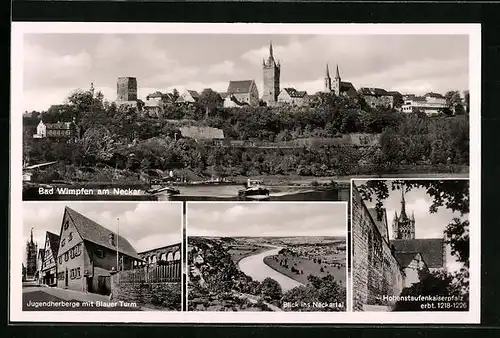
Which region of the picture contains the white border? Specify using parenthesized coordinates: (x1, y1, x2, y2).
(185, 200, 349, 313)
(12, 201, 184, 321)
(349, 178, 478, 322)
(10, 22, 481, 323)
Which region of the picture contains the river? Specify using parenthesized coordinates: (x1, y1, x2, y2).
(159, 185, 349, 202)
(238, 246, 304, 292)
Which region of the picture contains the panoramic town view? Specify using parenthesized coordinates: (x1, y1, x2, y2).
(22, 202, 183, 311)
(351, 179, 470, 312)
(186, 202, 347, 311)
(21, 34, 469, 202)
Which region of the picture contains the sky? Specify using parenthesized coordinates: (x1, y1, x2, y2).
(187, 202, 347, 237)
(356, 179, 469, 272)
(23, 202, 183, 257)
(22, 33, 469, 112)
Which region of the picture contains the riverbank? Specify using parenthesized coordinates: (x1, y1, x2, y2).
(228, 244, 275, 266)
(263, 253, 346, 286)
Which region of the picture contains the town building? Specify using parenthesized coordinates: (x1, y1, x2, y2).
(40, 231, 60, 286)
(401, 92, 448, 115)
(277, 88, 309, 106)
(223, 94, 248, 108)
(324, 64, 357, 98)
(33, 119, 80, 141)
(176, 89, 200, 104)
(226, 80, 259, 107)
(25, 228, 38, 280)
(262, 42, 281, 105)
(36, 248, 44, 284)
(56, 206, 142, 295)
(358, 87, 396, 109)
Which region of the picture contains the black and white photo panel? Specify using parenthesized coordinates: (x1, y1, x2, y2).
(351, 179, 473, 314)
(186, 202, 348, 312)
(16, 201, 183, 317)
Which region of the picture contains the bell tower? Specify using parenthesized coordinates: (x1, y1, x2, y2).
(262, 41, 281, 105)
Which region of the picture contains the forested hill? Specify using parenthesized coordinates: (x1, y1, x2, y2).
(22, 89, 469, 181)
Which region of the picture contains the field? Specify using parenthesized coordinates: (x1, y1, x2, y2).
(263, 252, 346, 286)
(227, 244, 270, 265)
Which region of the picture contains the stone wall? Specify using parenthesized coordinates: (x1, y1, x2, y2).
(352, 184, 403, 311)
(110, 271, 181, 310)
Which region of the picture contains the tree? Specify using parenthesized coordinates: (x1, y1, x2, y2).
(198, 88, 222, 118)
(260, 277, 282, 301)
(444, 90, 462, 109)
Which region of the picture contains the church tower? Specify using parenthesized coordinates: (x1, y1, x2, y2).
(332, 64, 341, 96)
(324, 64, 332, 93)
(262, 41, 281, 105)
(25, 228, 38, 280)
(392, 187, 416, 239)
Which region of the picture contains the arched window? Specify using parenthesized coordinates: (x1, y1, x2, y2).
(160, 253, 167, 261)
(147, 256, 152, 264)
(173, 251, 181, 261)
(167, 252, 173, 261)
(152, 255, 157, 263)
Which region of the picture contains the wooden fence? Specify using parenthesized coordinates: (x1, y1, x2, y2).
(118, 260, 181, 283)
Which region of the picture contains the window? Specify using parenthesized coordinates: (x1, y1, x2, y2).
(70, 248, 74, 259)
(76, 268, 81, 279)
(58, 256, 62, 264)
(75, 244, 82, 256)
(63, 220, 69, 230)
(61, 239, 65, 247)
(95, 249, 104, 259)
(68, 232, 73, 242)
(64, 252, 69, 262)
(70, 269, 75, 279)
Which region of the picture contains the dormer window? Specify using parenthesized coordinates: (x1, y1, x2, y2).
(68, 232, 73, 242)
(109, 234, 116, 246)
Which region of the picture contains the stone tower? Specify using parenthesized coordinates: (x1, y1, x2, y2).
(324, 64, 332, 93)
(26, 228, 38, 280)
(262, 41, 281, 105)
(392, 187, 416, 240)
(117, 77, 138, 102)
(332, 64, 341, 96)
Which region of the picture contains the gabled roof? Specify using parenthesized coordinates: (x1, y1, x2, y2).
(282, 88, 308, 98)
(340, 81, 356, 92)
(64, 206, 140, 260)
(391, 238, 445, 269)
(227, 80, 255, 94)
(187, 90, 200, 99)
(46, 231, 60, 258)
(394, 252, 423, 269)
(219, 92, 230, 99)
(387, 91, 402, 96)
(359, 87, 389, 96)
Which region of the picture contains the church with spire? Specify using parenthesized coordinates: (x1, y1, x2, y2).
(392, 188, 416, 240)
(262, 41, 281, 105)
(323, 63, 357, 98)
(25, 228, 38, 280)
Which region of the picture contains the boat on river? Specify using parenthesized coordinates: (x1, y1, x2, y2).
(238, 179, 270, 200)
(146, 179, 181, 195)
